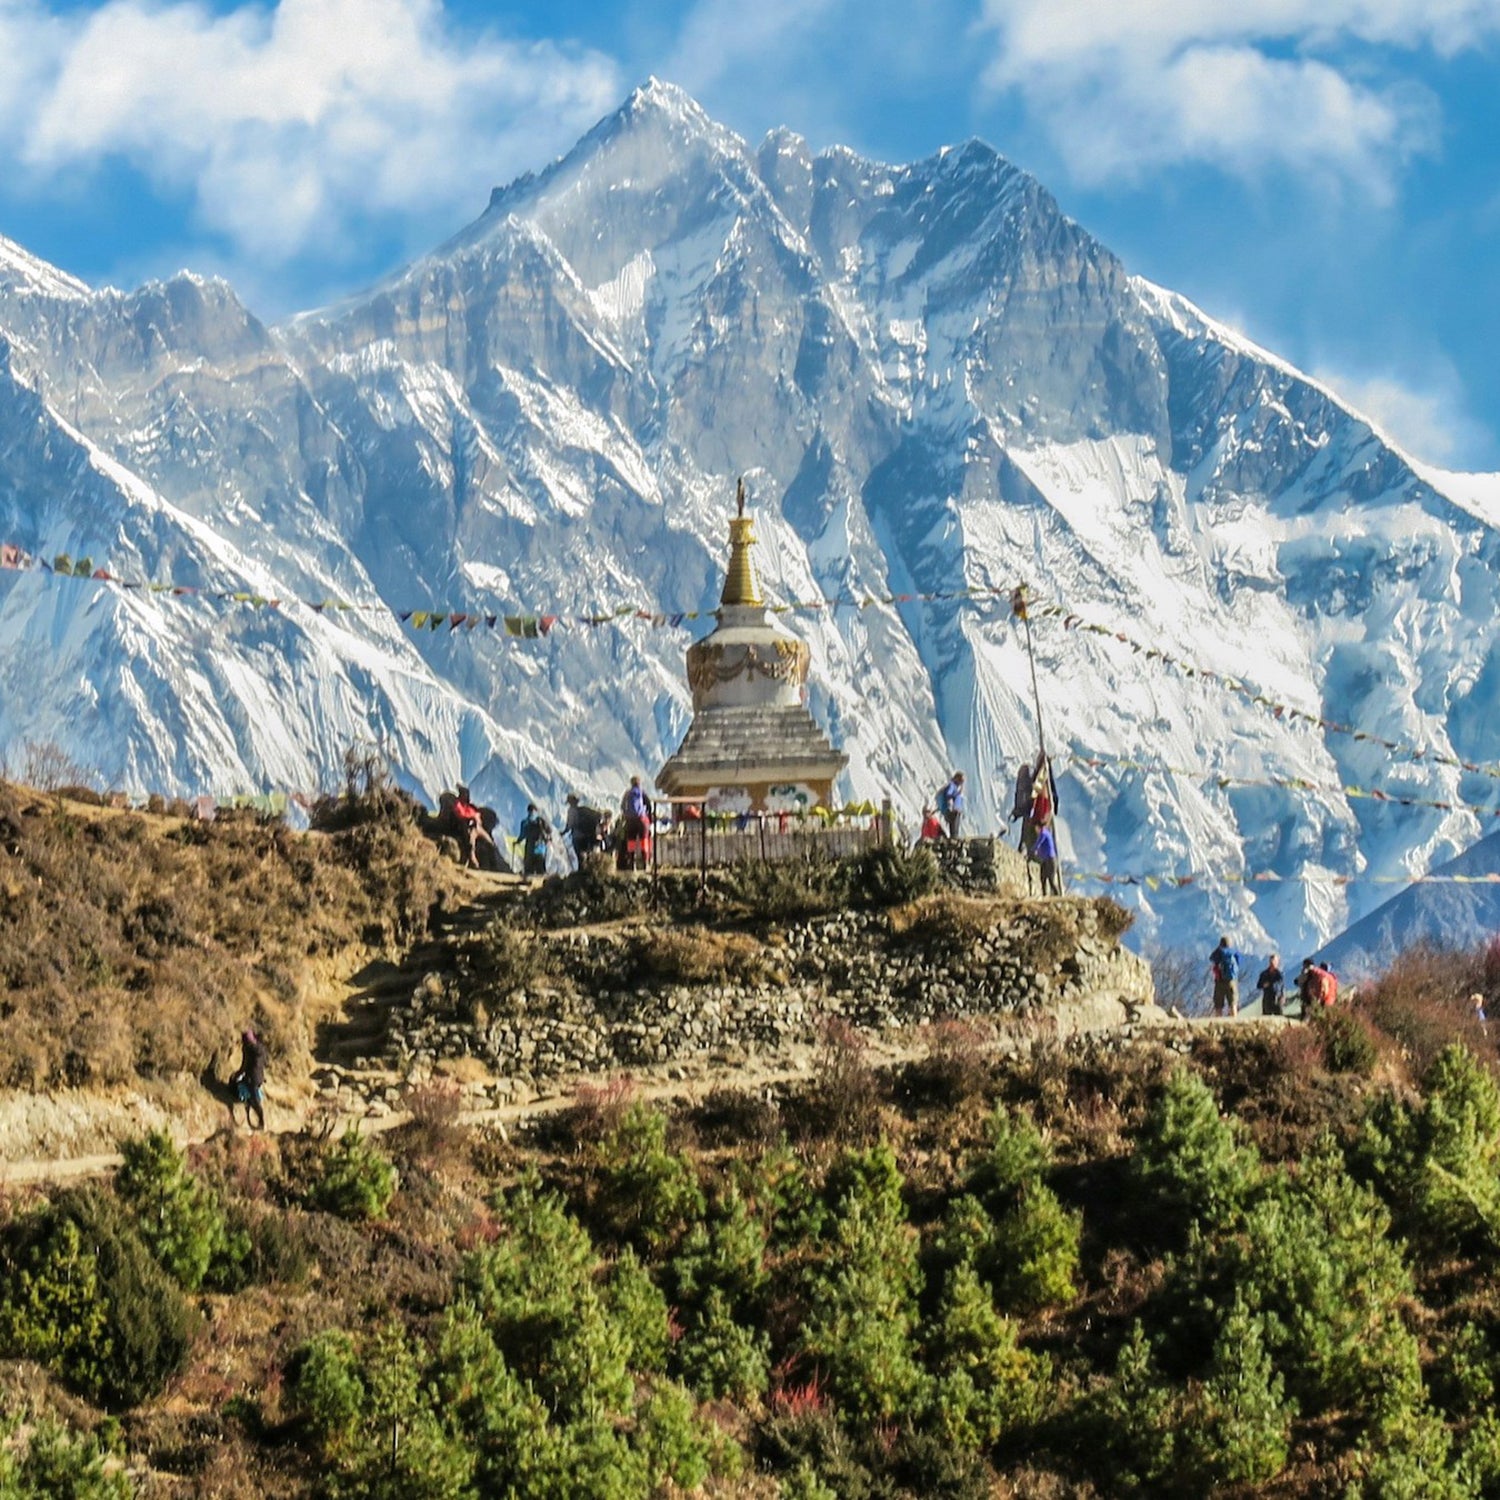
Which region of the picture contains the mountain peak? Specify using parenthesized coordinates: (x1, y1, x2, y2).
(621, 76, 709, 126)
(0, 232, 91, 302)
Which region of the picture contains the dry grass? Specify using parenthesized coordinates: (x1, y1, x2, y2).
(625, 925, 777, 987)
(0, 779, 459, 1091)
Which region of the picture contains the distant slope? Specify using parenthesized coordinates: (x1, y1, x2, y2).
(1318, 830, 1500, 978)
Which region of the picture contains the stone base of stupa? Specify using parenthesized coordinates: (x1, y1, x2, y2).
(657, 704, 848, 812)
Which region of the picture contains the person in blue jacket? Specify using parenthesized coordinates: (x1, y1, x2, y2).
(1209, 934, 1245, 1017)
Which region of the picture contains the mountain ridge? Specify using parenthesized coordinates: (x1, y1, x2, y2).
(0, 81, 1497, 962)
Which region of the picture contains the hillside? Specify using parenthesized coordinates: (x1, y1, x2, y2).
(6, 784, 1500, 1495)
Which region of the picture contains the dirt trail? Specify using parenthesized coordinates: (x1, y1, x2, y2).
(0, 1009, 1292, 1191)
(0, 870, 1291, 1189)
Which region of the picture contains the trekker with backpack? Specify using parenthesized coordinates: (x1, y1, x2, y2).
(1297, 958, 1338, 1013)
(938, 771, 966, 838)
(518, 802, 552, 878)
(1209, 934, 1245, 1017)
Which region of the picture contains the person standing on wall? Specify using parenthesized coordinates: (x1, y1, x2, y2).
(938, 771, 966, 839)
(1209, 934, 1245, 1018)
(1256, 954, 1286, 1017)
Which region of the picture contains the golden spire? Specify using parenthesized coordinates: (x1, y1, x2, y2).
(719, 476, 763, 607)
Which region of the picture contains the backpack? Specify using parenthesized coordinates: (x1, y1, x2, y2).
(1212, 948, 1240, 983)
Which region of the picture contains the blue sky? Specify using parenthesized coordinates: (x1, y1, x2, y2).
(0, 0, 1497, 470)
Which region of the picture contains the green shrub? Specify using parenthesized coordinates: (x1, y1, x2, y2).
(605, 1248, 671, 1374)
(290, 1330, 366, 1461)
(798, 1172, 929, 1429)
(311, 1128, 399, 1221)
(1175, 1146, 1421, 1425)
(1130, 1068, 1259, 1244)
(458, 1177, 633, 1421)
(1312, 1005, 1380, 1075)
(1094, 1322, 1177, 1491)
(633, 1379, 719, 1493)
(1179, 1293, 1293, 1487)
(843, 842, 940, 909)
(1358, 1044, 1500, 1255)
(428, 1303, 555, 1498)
(0, 1188, 195, 1409)
(674, 1287, 771, 1401)
(589, 1103, 705, 1256)
(114, 1129, 234, 1290)
(291, 1323, 473, 1500)
(983, 1182, 1080, 1313)
(0, 1412, 133, 1499)
(964, 1108, 1080, 1312)
(925, 1262, 1047, 1450)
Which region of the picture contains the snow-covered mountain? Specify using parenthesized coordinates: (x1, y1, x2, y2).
(1, 78, 1498, 961)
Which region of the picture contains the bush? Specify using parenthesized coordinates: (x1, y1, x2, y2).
(1179, 1293, 1293, 1487)
(843, 842, 940, 909)
(0, 1412, 132, 1499)
(925, 1262, 1047, 1449)
(114, 1129, 235, 1290)
(1312, 1005, 1380, 1075)
(1361, 942, 1491, 1079)
(290, 1323, 474, 1499)
(0, 1188, 196, 1408)
(798, 1151, 929, 1429)
(458, 1177, 633, 1421)
(965, 1107, 1080, 1312)
(589, 1103, 705, 1256)
(1356, 1043, 1500, 1254)
(311, 1129, 399, 1221)
(1130, 1069, 1259, 1245)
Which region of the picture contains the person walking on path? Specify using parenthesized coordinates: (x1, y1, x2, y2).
(230, 1027, 267, 1131)
(1255, 954, 1286, 1017)
(518, 802, 552, 878)
(938, 771, 966, 839)
(1033, 822, 1061, 895)
(1209, 935, 1245, 1018)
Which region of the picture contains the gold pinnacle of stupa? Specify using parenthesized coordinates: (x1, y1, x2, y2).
(719, 477, 764, 608)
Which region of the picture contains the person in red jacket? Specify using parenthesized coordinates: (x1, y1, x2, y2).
(918, 806, 945, 841)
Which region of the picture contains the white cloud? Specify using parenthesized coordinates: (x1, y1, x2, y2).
(667, 0, 842, 97)
(1316, 365, 1484, 465)
(0, 0, 621, 264)
(975, 0, 1500, 190)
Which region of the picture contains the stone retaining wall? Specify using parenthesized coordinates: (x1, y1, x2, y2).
(362, 896, 1151, 1097)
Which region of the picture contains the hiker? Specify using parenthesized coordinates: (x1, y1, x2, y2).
(1011, 757, 1036, 851)
(230, 1027, 267, 1131)
(619, 775, 652, 871)
(1297, 958, 1338, 1012)
(918, 805, 945, 842)
(564, 794, 603, 863)
(1209, 934, 1244, 1018)
(518, 802, 552, 877)
(938, 771, 966, 839)
(1473, 992, 1488, 1025)
(1256, 954, 1286, 1017)
(1033, 822, 1061, 895)
(453, 784, 500, 870)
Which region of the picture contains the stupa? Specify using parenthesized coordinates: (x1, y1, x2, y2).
(657, 483, 847, 813)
